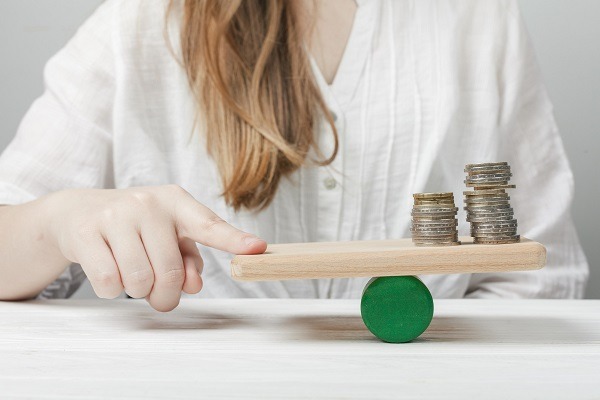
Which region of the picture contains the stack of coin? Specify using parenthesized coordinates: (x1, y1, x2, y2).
(411, 193, 461, 247)
(463, 162, 520, 244)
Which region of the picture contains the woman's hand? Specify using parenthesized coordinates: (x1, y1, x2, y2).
(45, 185, 267, 311)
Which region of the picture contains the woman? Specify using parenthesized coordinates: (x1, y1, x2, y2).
(0, 0, 589, 311)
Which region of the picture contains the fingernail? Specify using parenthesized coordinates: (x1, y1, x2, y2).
(244, 236, 263, 246)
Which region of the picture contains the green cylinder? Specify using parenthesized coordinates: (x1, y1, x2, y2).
(360, 276, 434, 343)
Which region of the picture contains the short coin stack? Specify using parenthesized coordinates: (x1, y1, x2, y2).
(411, 193, 461, 247)
(463, 162, 520, 244)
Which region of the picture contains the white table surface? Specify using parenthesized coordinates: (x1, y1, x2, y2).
(0, 299, 599, 399)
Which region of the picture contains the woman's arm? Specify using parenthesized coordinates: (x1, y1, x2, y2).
(0, 187, 267, 310)
(0, 199, 70, 300)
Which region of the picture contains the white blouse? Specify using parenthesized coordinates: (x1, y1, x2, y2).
(0, 0, 589, 299)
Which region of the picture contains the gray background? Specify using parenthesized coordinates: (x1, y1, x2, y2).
(1, 0, 598, 298)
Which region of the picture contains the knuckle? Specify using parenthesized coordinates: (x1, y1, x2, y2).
(100, 205, 119, 222)
(130, 190, 158, 208)
(91, 271, 121, 299)
(158, 267, 185, 288)
(94, 270, 120, 287)
(123, 269, 154, 290)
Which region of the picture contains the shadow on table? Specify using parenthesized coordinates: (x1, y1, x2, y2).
(421, 315, 591, 344)
(24, 300, 591, 343)
(277, 315, 590, 344)
(282, 315, 376, 342)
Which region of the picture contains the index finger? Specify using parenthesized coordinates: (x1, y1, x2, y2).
(172, 192, 267, 255)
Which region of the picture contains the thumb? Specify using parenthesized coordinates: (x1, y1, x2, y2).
(173, 192, 267, 255)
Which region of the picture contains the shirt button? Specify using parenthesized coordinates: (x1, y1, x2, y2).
(323, 177, 337, 190)
(329, 110, 338, 122)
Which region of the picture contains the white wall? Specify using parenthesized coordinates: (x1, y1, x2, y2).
(0, 0, 598, 298)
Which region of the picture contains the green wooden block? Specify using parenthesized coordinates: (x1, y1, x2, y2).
(361, 276, 434, 343)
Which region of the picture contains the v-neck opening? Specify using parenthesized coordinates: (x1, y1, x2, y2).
(309, 0, 378, 107)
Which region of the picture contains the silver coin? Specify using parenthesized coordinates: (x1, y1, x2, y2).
(467, 216, 516, 223)
(471, 235, 519, 240)
(413, 202, 457, 207)
(466, 178, 513, 186)
(465, 162, 509, 170)
(412, 206, 459, 212)
(413, 232, 458, 238)
(412, 226, 458, 232)
(471, 222, 518, 231)
(413, 196, 454, 204)
(471, 221, 518, 229)
(466, 209, 513, 215)
(466, 180, 513, 187)
(465, 198, 511, 203)
(413, 235, 459, 242)
(474, 235, 520, 240)
(466, 168, 511, 176)
(414, 200, 455, 206)
(465, 181, 510, 187)
(413, 241, 462, 247)
(471, 230, 518, 238)
(412, 213, 458, 219)
(413, 210, 458, 216)
(412, 223, 458, 229)
(467, 211, 515, 217)
(411, 229, 458, 237)
(471, 232, 519, 239)
(412, 211, 459, 215)
(412, 232, 458, 237)
(413, 192, 454, 199)
(464, 195, 510, 203)
(471, 184, 517, 189)
(465, 174, 513, 182)
(464, 204, 512, 210)
(465, 202, 511, 207)
(466, 171, 512, 178)
(464, 189, 507, 196)
(468, 215, 515, 222)
(465, 202, 511, 209)
(463, 204, 514, 214)
(474, 233, 520, 239)
(467, 212, 514, 220)
(411, 224, 458, 229)
(464, 200, 511, 206)
(465, 170, 512, 176)
(473, 241, 520, 245)
(412, 218, 458, 223)
(473, 236, 521, 245)
(471, 226, 518, 233)
(411, 230, 458, 236)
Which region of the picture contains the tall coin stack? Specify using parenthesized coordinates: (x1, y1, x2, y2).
(411, 193, 461, 247)
(463, 162, 520, 244)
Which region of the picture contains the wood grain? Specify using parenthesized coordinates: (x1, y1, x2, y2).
(231, 237, 546, 281)
(0, 299, 598, 399)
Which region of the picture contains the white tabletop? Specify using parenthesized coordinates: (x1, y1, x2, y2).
(0, 299, 599, 399)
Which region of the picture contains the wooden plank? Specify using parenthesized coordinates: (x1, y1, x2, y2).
(231, 237, 546, 281)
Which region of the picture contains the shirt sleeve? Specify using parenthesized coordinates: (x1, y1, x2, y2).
(0, 1, 118, 298)
(465, 0, 589, 298)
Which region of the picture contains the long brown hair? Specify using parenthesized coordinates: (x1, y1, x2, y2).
(170, 0, 338, 211)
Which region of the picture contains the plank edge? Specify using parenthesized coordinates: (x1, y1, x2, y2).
(231, 238, 547, 282)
